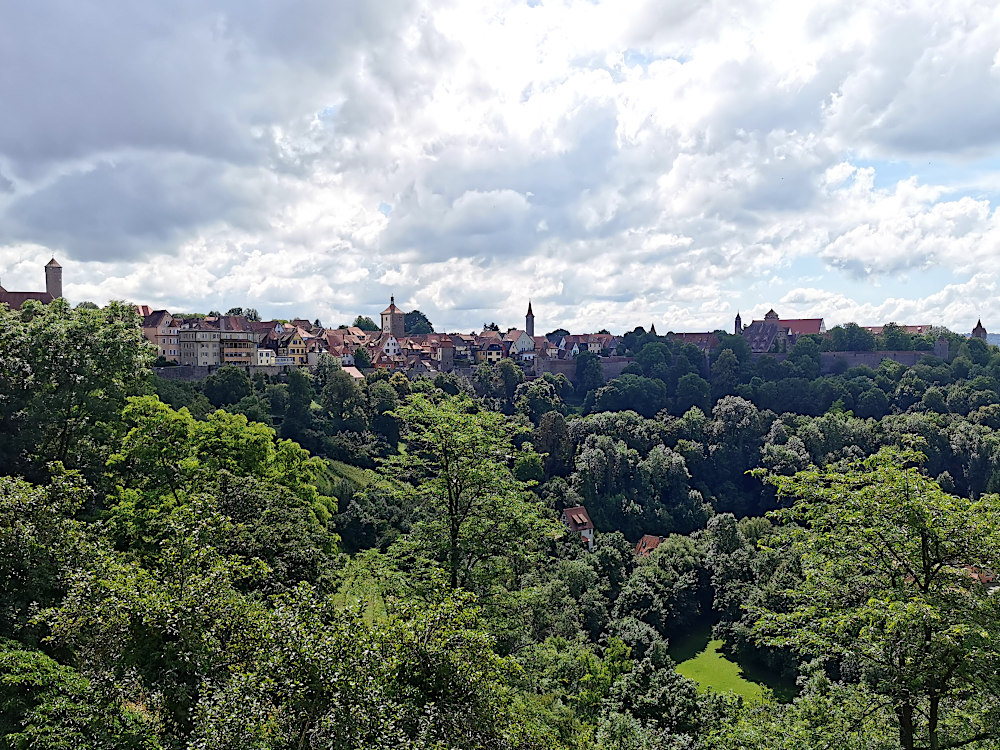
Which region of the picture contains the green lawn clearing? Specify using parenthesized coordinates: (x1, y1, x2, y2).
(675, 638, 766, 701)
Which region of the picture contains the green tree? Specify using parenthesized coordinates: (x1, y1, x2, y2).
(879, 322, 913, 351)
(515, 379, 563, 425)
(281, 370, 315, 447)
(191, 586, 542, 749)
(754, 449, 1000, 750)
(353, 315, 379, 332)
(404, 309, 434, 334)
(674, 373, 710, 415)
(576, 351, 605, 396)
(830, 322, 877, 352)
(385, 395, 556, 590)
(591, 375, 668, 418)
(711, 348, 740, 400)
(496, 357, 525, 404)
(320, 366, 367, 432)
(0, 469, 88, 644)
(0, 642, 160, 748)
(0, 299, 153, 480)
(202, 364, 252, 407)
(353, 347, 372, 369)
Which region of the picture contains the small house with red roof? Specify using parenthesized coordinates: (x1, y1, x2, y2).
(560, 505, 595, 551)
(635, 534, 665, 558)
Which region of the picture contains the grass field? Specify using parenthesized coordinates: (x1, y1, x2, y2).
(675, 638, 767, 701)
(327, 459, 373, 488)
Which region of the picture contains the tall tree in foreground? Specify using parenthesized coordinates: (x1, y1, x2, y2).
(385, 394, 555, 591)
(753, 448, 1000, 750)
(0, 299, 152, 481)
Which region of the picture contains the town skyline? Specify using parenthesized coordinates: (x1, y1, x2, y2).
(2, 254, 993, 339)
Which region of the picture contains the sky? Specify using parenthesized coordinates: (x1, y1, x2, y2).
(2, 0, 1000, 335)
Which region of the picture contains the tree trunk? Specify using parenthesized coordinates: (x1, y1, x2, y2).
(897, 704, 915, 750)
(929, 696, 939, 750)
(449, 518, 460, 589)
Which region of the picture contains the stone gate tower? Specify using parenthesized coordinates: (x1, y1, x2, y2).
(45, 258, 62, 299)
(381, 296, 405, 337)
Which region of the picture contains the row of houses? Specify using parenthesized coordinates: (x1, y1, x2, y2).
(140, 299, 625, 376)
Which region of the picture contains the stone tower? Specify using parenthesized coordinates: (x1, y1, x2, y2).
(45, 258, 62, 299)
(934, 336, 949, 359)
(735, 311, 742, 335)
(525, 301, 535, 338)
(972, 319, 988, 340)
(381, 296, 405, 338)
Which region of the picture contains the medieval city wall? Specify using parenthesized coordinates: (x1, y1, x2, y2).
(153, 365, 283, 381)
(752, 350, 945, 375)
(534, 356, 634, 384)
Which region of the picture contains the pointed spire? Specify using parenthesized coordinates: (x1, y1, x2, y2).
(649, 322, 657, 336)
(526, 300, 534, 317)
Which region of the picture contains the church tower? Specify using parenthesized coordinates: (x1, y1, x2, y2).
(525, 301, 535, 338)
(735, 311, 742, 335)
(973, 319, 988, 340)
(381, 296, 405, 338)
(45, 258, 62, 299)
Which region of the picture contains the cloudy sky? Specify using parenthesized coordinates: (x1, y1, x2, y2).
(2, 0, 1000, 334)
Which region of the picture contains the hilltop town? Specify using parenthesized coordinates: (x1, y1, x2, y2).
(1, 257, 989, 383)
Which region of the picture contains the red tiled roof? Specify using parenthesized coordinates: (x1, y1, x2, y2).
(780, 318, 824, 335)
(635, 534, 664, 557)
(670, 332, 720, 350)
(0, 290, 54, 309)
(562, 505, 594, 532)
(861, 324, 933, 335)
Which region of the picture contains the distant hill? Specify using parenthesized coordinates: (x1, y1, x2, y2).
(987, 333, 1000, 347)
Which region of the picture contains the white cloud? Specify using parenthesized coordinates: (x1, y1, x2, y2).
(3, 0, 1000, 335)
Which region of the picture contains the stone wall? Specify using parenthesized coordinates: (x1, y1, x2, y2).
(820, 350, 935, 373)
(752, 350, 944, 375)
(153, 365, 284, 381)
(534, 356, 635, 384)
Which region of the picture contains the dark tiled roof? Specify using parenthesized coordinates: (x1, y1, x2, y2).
(780, 318, 824, 335)
(562, 505, 594, 532)
(741, 321, 782, 353)
(0, 291, 54, 309)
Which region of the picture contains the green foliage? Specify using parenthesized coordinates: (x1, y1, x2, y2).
(0, 299, 154, 480)
(353, 315, 379, 332)
(384, 394, 559, 591)
(0, 469, 88, 644)
(516, 379, 565, 425)
(202, 365, 252, 407)
(0, 641, 161, 749)
(404, 309, 434, 334)
(755, 448, 1000, 750)
(190, 587, 543, 750)
(353, 346, 372, 369)
(576, 351, 604, 396)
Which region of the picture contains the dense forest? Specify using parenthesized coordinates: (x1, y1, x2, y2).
(3, 299, 1000, 749)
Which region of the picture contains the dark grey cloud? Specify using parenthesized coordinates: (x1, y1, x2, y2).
(0, 0, 416, 175)
(3, 155, 271, 261)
